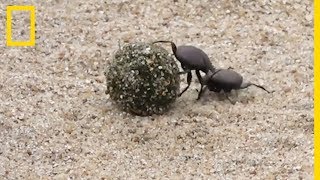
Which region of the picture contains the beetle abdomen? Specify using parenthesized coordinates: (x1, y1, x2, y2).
(211, 69, 243, 91)
(176, 46, 211, 72)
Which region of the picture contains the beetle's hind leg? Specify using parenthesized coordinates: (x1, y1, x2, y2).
(224, 92, 236, 104)
(240, 82, 273, 93)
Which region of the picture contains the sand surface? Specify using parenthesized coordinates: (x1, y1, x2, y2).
(0, 0, 314, 179)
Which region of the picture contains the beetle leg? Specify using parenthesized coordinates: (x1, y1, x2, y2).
(240, 82, 273, 93)
(178, 71, 192, 97)
(195, 70, 203, 83)
(224, 92, 236, 104)
(196, 70, 203, 100)
(197, 86, 207, 100)
(195, 69, 204, 90)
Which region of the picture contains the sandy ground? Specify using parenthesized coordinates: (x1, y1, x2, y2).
(0, 0, 314, 179)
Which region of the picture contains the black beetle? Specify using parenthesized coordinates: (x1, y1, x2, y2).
(198, 68, 273, 104)
(152, 40, 215, 98)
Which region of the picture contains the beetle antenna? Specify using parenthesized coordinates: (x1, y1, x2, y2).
(240, 82, 273, 93)
(152, 40, 177, 56)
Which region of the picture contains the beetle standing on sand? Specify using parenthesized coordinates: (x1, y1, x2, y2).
(152, 40, 215, 98)
(198, 68, 273, 104)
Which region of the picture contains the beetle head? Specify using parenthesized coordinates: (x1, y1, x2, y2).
(202, 70, 214, 85)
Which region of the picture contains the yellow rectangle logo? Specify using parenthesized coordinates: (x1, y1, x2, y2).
(6, 5, 36, 47)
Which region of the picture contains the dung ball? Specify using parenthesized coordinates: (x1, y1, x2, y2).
(105, 42, 180, 116)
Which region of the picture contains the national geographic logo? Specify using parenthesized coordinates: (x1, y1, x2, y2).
(6, 4, 36, 47)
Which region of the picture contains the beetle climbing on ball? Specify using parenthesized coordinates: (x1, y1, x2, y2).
(152, 40, 216, 99)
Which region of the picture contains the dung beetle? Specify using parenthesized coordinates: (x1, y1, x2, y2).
(198, 68, 273, 104)
(152, 40, 215, 98)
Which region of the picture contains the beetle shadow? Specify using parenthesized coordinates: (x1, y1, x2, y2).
(199, 90, 244, 104)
